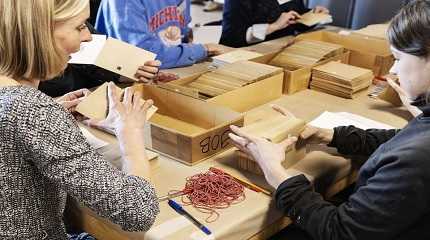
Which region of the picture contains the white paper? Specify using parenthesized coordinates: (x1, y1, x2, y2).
(79, 126, 109, 149)
(69, 34, 107, 64)
(309, 111, 394, 130)
(192, 26, 222, 44)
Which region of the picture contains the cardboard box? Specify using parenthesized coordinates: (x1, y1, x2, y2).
(252, 48, 350, 94)
(132, 84, 244, 165)
(160, 61, 284, 112)
(236, 115, 306, 175)
(297, 31, 394, 76)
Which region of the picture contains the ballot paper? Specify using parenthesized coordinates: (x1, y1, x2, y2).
(297, 12, 333, 27)
(79, 126, 109, 149)
(309, 111, 394, 130)
(211, 49, 263, 67)
(69, 34, 157, 81)
(192, 25, 222, 44)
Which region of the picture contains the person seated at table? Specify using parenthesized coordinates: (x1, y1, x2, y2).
(39, 21, 177, 98)
(0, 1, 160, 239)
(220, 0, 329, 48)
(229, 1, 430, 239)
(95, 0, 230, 69)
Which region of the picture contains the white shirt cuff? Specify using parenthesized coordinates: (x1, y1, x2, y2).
(246, 24, 269, 44)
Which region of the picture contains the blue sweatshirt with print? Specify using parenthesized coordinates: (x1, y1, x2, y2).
(95, 0, 207, 69)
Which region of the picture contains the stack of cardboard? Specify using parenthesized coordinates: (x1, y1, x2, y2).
(269, 40, 345, 70)
(311, 61, 374, 98)
(212, 49, 263, 67)
(184, 61, 281, 98)
(237, 115, 306, 175)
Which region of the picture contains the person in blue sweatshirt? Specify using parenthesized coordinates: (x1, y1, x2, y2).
(95, 0, 229, 69)
(229, 1, 430, 239)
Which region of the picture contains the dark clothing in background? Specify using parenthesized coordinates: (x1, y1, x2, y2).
(38, 23, 119, 97)
(220, 0, 311, 48)
(274, 104, 430, 239)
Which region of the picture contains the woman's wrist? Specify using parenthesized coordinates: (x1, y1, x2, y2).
(321, 129, 334, 145)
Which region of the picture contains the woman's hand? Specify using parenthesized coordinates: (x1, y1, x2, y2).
(135, 60, 161, 83)
(229, 125, 303, 188)
(267, 11, 301, 35)
(87, 83, 153, 154)
(313, 6, 330, 14)
(204, 43, 234, 57)
(56, 88, 90, 113)
(272, 105, 334, 145)
(387, 77, 422, 117)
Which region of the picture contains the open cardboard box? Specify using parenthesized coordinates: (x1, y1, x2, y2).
(160, 61, 284, 113)
(296, 30, 394, 76)
(237, 115, 306, 175)
(132, 84, 244, 165)
(251, 46, 350, 95)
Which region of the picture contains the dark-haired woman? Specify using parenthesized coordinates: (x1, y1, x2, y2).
(229, 1, 430, 239)
(219, 0, 329, 48)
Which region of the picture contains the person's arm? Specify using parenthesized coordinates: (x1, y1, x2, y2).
(328, 126, 400, 156)
(219, 0, 254, 47)
(287, 0, 311, 14)
(275, 147, 430, 240)
(96, 0, 207, 69)
(17, 94, 159, 232)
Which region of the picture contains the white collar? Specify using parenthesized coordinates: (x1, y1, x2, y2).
(278, 0, 293, 5)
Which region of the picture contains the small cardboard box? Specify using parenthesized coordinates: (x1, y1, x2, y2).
(252, 48, 350, 94)
(132, 84, 244, 165)
(160, 61, 284, 112)
(69, 34, 156, 81)
(297, 30, 394, 76)
(236, 115, 306, 175)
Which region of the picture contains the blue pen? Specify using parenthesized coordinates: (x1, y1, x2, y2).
(168, 199, 212, 235)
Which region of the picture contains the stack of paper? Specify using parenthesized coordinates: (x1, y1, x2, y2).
(185, 61, 281, 98)
(310, 61, 373, 98)
(309, 111, 394, 130)
(212, 49, 263, 67)
(269, 40, 344, 70)
(297, 12, 333, 27)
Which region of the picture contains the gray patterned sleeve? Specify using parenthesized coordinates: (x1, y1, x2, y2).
(15, 93, 159, 232)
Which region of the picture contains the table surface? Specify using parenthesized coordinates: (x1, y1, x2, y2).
(72, 33, 409, 240)
(74, 87, 409, 240)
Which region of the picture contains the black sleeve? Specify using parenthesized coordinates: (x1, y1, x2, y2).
(327, 126, 399, 157)
(275, 152, 430, 240)
(287, 0, 311, 14)
(219, 0, 253, 47)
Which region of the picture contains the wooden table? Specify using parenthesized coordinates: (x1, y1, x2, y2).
(70, 87, 409, 240)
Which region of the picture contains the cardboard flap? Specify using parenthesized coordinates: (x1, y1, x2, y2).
(95, 38, 157, 81)
(138, 84, 241, 130)
(353, 24, 389, 40)
(76, 82, 158, 121)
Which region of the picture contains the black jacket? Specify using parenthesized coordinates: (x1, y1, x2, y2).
(38, 23, 119, 97)
(275, 104, 430, 239)
(220, 0, 311, 48)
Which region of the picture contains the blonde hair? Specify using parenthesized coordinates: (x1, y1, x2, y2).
(0, 0, 89, 80)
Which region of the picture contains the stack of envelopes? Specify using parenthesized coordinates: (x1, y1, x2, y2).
(185, 61, 281, 98)
(269, 40, 344, 70)
(310, 61, 374, 98)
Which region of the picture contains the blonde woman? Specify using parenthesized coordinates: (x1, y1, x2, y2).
(0, 1, 159, 239)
